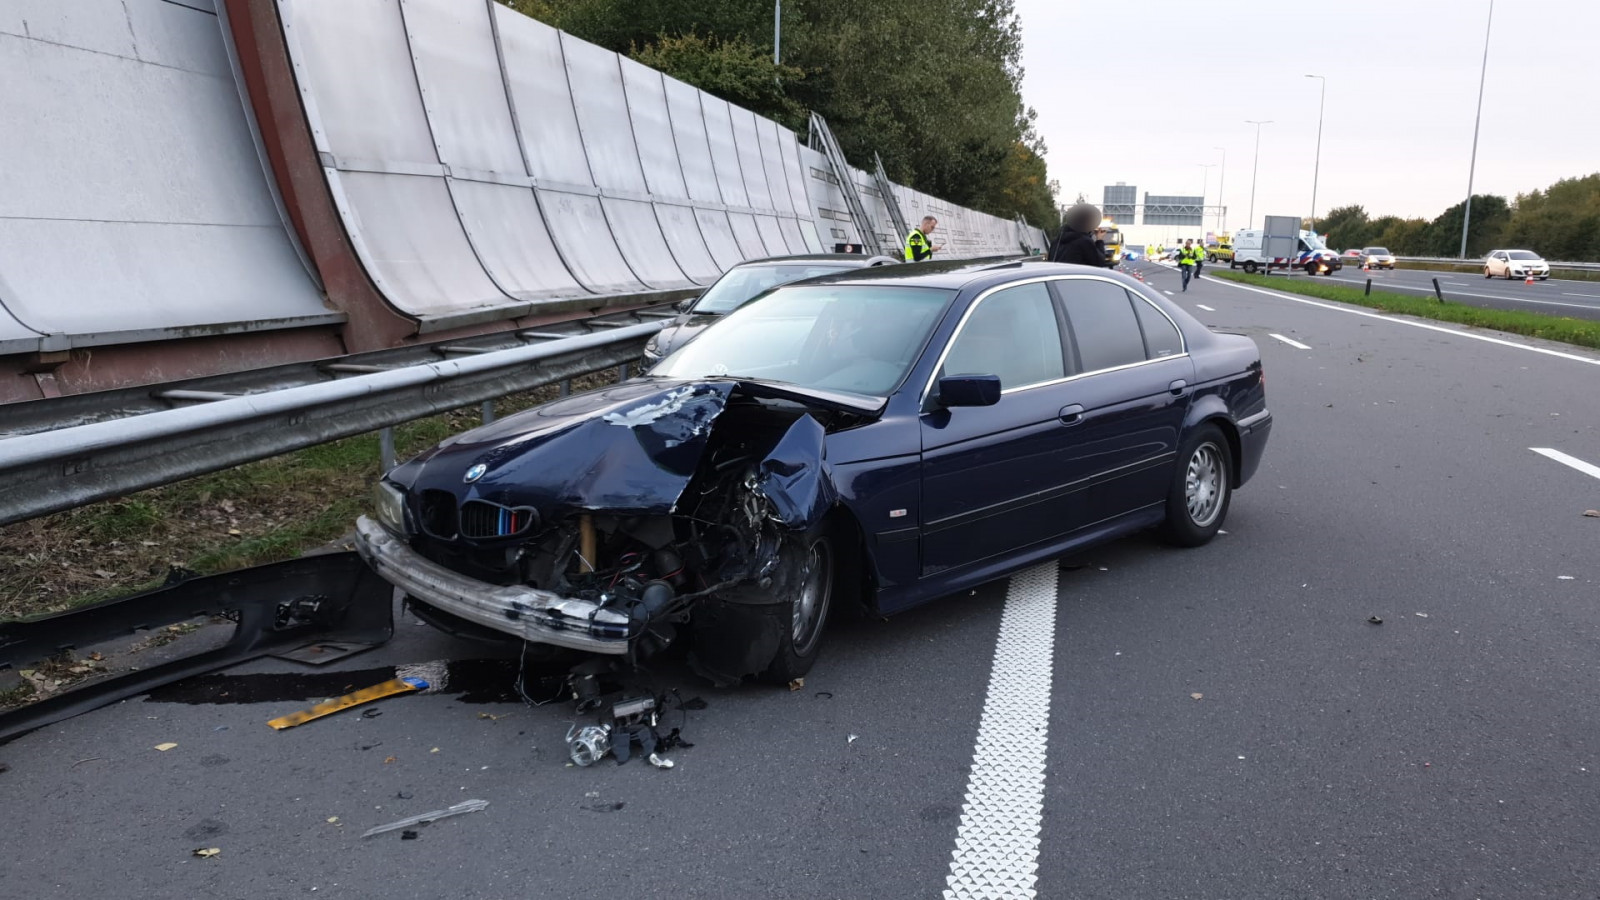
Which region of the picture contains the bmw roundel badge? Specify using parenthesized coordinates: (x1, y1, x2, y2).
(464, 463, 487, 483)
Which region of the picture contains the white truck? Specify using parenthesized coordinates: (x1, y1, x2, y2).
(1231, 229, 1343, 276)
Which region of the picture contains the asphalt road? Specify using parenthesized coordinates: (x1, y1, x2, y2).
(6, 265, 1600, 898)
(1226, 259, 1600, 322)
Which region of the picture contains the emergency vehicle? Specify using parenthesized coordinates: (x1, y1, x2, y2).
(1231, 229, 1342, 275)
(1205, 233, 1234, 263)
(1099, 219, 1125, 264)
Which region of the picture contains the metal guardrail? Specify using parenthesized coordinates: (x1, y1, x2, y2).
(1396, 256, 1600, 273)
(0, 319, 667, 527)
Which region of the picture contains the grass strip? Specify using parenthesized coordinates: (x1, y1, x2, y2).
(1208, 269, 1600, 351)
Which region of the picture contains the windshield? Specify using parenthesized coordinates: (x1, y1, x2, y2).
(652, 284, 955, 397)
(1366, 247, 1391, 255)
(1507, 250, 1541, 261)
(1100, 229, 1123, 245)
(1302, 232, 1330, 251)
(690, 263, 856, 315)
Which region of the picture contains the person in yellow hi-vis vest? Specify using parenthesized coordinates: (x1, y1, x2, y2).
(904, 216, 944, 262)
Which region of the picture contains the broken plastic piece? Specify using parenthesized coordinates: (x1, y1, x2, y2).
(1368, 616, 1383, 625)
(192, 847, 220, 858)
(154, 742, 178, 752)
(647, 752, 675, 769)
(566, 724, 612, 767)
(361, 799, 488, 838)
(267, 677, 428, 731)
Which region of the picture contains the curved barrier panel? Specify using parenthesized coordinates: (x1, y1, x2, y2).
(700, 98, 750, 209)
(449, 179, 586, 301)
(664, 78, 723, 205)
(0, 0, 333, 353)
(621, 59, 690, 200)
(730, 109, 775, 212)
(777, 131, 816, 224)
(695, 209, 747, 271)
(752, 215, 792, 257)
(495, 8, 591, 188)
(602, 198, 694, 291)
(561, 35, 649, 195)
(755, 120, 796, 216)
(537, 192, 646, 295)
(726, 213, 771, 260)
(654, 204, 722, 285)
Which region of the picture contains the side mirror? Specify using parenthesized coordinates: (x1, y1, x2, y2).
(675, 297, 696, 313)
(937, 374, 1002, 407)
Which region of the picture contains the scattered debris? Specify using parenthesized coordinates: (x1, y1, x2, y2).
(71, 757, 105, 768)
(326, 817, 340, 825)
(788, 678, 805, 691)
(192, 848, 220, 859)
(814, 691, 834, 700)
(1190, 693, 1203, 701)
(383, 755, 396, 764)
(1583, 510, 1600, 518)
(154, 742, 178, 752)
(847, 734, 859, 744)
(1557, 576, 1575, 581)
(401, 830, 419, 840)
(1368, 616, 1384, 625)
(213, 725, 229, 732)
(361, 799, 488, 838)
(266, 677, 428, 731)
(1415, 612, 1429, 618)
(477, 713, 507, 722)
(396, 791, 413, 800)
(647, 752, 675, 769)
(429, 747, 440, 754)
(583, 801, 625, 813)
(361, 708, 382, 719)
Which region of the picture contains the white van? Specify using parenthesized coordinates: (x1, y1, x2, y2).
(1232, 229, 1343, 276)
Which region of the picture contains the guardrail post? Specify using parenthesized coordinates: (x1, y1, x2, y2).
(1432, 278, 1445, 303)
(1365, 278, 1372, 296)
(559, 379, 571, 398)
(379, 426, 395, 473)
(481, 400, 495, 425)
(616, 363, 629, 382)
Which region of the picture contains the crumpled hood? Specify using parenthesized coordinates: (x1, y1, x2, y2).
(391, 379, 852, 523)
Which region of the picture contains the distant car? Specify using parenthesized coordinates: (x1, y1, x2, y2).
(1484, 249, 1550, 281)
(1361, 247, 1397, 270)
(643, 254, 898, 363)
(356, 261, 1271, 684)
(1341, 249, 1362, 259)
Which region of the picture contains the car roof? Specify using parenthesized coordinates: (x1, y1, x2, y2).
(799, 258, 1133, 293)
(731, 253, 899, 268)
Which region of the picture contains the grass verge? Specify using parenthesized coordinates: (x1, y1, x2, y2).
(1208, 269, 1600, 351)
(0, 372, 619, 622)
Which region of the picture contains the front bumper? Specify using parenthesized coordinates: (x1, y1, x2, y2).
(353, 516, 631, 654)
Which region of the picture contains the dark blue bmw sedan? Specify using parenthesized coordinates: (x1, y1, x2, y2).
(355, 261, 1271, 685)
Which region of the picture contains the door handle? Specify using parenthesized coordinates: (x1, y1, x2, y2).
(1058, 404, 1085, 425)
(1168, 379, 1188, 395)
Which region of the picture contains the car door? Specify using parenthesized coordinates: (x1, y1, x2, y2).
(1050, 277, 1195, 523)
(1489, 251, 1506, 276)
(918, 280, 1085, 575)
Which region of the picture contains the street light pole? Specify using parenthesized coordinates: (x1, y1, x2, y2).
(1245, 120, 1272, 229)
(1214, 146, 1227, 232)
(773, 0, 781, 65)
(1460, 0, 1494, 259)
(1198, 163, 1216, 236)
(1305, 74, 1326, 233)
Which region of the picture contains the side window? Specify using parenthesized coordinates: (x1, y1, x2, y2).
(1057, 279, 1147, 372)
(942, 283, 1064, 391)
(1132, 297, 1183, 358)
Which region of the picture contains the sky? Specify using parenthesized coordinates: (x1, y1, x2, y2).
(1014, 0, 1600, 232)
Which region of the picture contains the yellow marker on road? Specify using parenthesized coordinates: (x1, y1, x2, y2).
(266, 676, 429, 731)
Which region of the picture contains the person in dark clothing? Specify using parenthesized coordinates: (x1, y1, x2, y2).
(1050, 203, 1114, 267)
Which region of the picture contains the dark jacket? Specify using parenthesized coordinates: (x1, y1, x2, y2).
(1049, 228, 1112, 267)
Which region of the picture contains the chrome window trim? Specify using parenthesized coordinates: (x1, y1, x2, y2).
(920, 274, 1190, 406)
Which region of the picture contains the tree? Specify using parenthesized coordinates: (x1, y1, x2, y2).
(1501, 174, 1600, 262)
(1423, 194, 1509, 258)
(1374, 217, 1428, 256)
(631, 33, 806, 130)
(1318, 204, 1371, 252)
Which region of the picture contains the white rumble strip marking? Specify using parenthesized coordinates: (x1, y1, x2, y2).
(1269, 333, 1312, 350)
(944, 562, 1059, 900)
(1531, 448, 1600, 482)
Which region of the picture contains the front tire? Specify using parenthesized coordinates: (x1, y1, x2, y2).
(1244, 261, 1259, 274)
(761, 532, 835, 683)
(1484, 267, 1493, 278)
(1160, 424, 1233, 547)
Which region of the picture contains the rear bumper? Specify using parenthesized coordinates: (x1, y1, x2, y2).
(353, 516, 631, 654)
(1235, 409, 1272, 487)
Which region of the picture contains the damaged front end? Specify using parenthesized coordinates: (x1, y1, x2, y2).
(355, 379, 853, 673)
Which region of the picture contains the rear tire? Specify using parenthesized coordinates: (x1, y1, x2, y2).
(1244, 261, 1259, 274)
(1484, 267, 1493, 278)
(1159, 424, 1233, 548)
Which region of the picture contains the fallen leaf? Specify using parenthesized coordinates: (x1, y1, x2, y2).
(154, 742, 178, 752)
(1190, 693, 1204, 701)
(227, 529, 242, 536)
(477, 713, 506, 722)
(383, 755, 396, 764)
(788, 678, 804, 691)
(192, 848, 220, 858)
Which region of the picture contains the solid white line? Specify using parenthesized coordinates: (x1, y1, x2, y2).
(1531, 448, 1600, 482)
(944, 562, 1058, 900)
(1196, 304, 1216, 312)
(1330, 277, 1600, 311)
(1563, 292, 1600, 299)
(1269, 333, 1312, 350)
(1212, 279, 1600, 367)
(1163, 290, 1174, 295)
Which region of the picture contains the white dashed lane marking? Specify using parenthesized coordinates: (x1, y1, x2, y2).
(1196, 304, 1215, 312)
(1531, 448, 1600, 482)
(944, 562, 1059, 899)
(1268, 333, 1312, 350)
